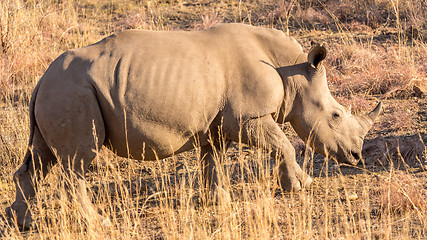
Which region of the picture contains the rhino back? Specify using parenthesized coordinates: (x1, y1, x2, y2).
(71, 30, 219, 158)
(43, 24, 299, 160)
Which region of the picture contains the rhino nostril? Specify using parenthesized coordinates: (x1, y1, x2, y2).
(351, 151, 361, 160)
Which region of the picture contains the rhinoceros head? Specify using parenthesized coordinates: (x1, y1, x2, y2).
(285, 45, 382, 165)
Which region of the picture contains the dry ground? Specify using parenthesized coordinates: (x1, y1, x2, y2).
(0, 0, 426, 239)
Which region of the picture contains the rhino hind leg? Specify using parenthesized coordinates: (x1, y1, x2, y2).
(6, 125, 57, 230)
(35, 87, 107, 227)
(8, 86, 107, 229)
(236, 115, 312, 192)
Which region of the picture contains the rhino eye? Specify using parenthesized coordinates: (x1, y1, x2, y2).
(332, 112, 341, 119)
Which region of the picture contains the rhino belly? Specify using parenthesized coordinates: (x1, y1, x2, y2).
(103, 113, 211, 161)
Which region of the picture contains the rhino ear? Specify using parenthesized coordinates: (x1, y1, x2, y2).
(308, 45, 327, 69)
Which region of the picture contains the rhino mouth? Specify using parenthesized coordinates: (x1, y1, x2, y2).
(343, 150, 362, 165)
(332, 148, 362, 165)
(349, 151, 362, 165)
(350, 151, 362, 162)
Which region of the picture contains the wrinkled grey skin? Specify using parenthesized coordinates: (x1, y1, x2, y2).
(6, 24, 381, 229)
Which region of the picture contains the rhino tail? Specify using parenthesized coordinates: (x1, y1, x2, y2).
(23, 79, 43, 167)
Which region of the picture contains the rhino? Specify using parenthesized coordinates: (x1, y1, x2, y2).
(6, 23, 381, 229)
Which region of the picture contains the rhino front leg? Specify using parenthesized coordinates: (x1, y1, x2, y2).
(201, 143, 219, 193)
(239, 115, 312, 191)
(200, 141, 230, 203)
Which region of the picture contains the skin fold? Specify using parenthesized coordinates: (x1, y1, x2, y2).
(6, 24, 382, 229)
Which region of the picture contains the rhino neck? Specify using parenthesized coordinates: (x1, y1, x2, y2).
(262, 35, 309, 124)
(278, 79, 298, 124)
(273, 53, 306, 124)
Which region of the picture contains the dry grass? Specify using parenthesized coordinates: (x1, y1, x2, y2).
(326, 42, 426, 97)
(371, 171, 427, 214)
(1, 0, 426, 239)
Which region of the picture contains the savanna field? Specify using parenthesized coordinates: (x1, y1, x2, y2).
(0, 0, 426, 239)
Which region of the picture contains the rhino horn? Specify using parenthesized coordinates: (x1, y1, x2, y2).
(367, 102, 383, 122)
(357, 102, 383, 134)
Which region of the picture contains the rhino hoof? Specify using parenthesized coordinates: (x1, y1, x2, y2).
(280, 172, 312, 192)
(302, 175, 313, 188)
(5, 205, 36, 230)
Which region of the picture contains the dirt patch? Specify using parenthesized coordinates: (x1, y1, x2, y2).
(363, 134, 427, 168)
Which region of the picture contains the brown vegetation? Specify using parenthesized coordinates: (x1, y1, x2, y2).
(0, 0, 426, 239)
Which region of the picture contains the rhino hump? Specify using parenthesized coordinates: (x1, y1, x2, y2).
(36, 24, 303, 159)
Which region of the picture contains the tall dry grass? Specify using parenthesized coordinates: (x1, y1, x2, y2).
(1, 134, 426, 239)
(0, 0, 426, 239)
